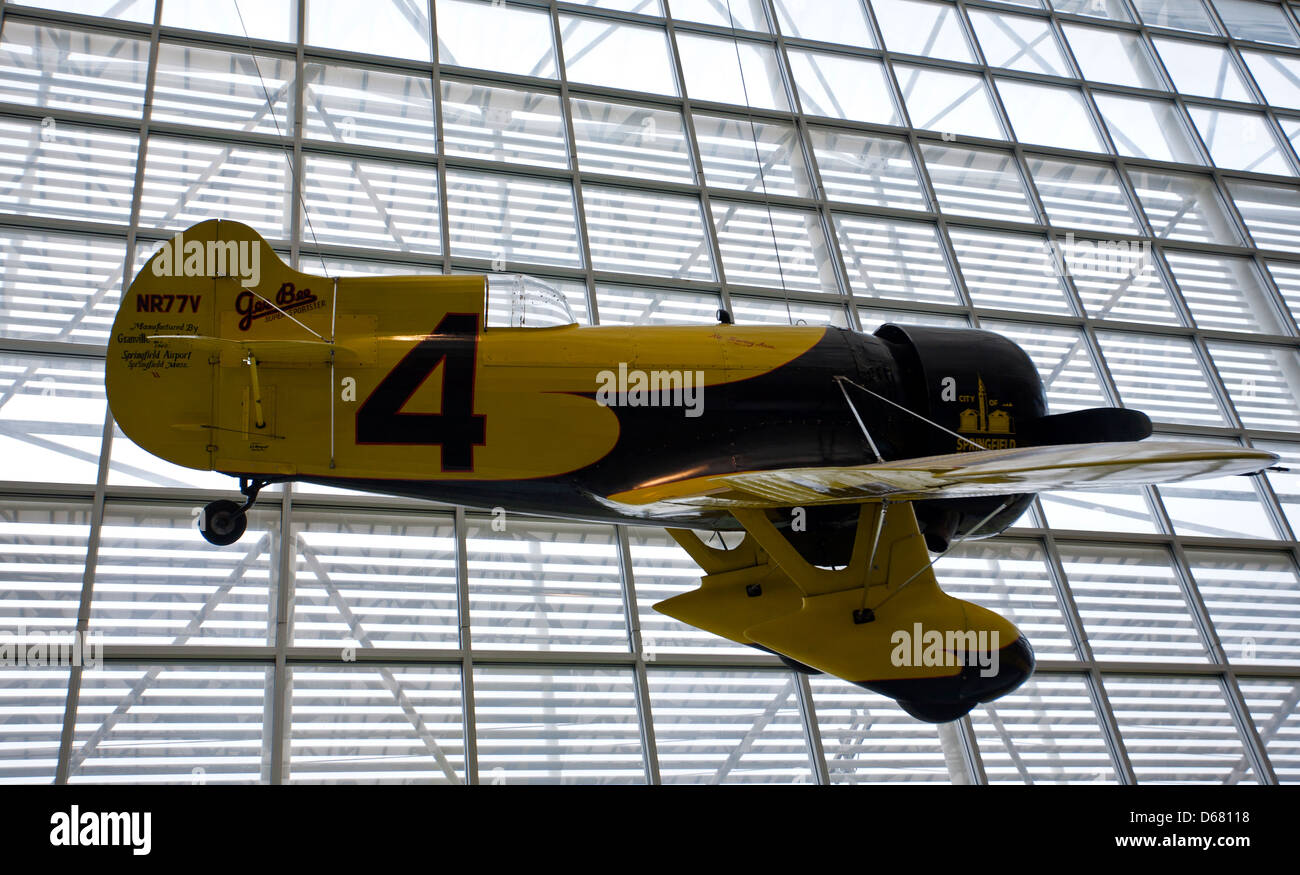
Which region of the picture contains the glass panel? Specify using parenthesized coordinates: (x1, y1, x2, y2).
(0, 21, 149, 119)
(1155, 436, 1280, 539)
(1227, 179, 1300, 253)
(303, 154, 440, 254)
(834, 215, 960, 304)
(1027, 157, 1141, 234)
(0, 500, 90, 646)
(288, 665, 465, 783)
(1164, 251, 1289, 334)
(1051, 0, 1133, 22)
(1242, 50, 1300, 110)
(446, 169, 582, 269)
(646, 669, 815, 784)
(1207, 340, 1300, 431)
(970, 674, 1119, 783)
(1062, 24, 1165, 89)
(969, 9, 1070, 76)
(1057, 235, 1180, 325)
(68, 665, 271, 783)
(89, 502, 279, 646)
(291, 509, 458, 650)
(21, 0, 155, 24)
(163, 0, 295, 40)
(1132, 0, 1219, 35)
(693, 115, 813, 197)
(808, 675, 952, 783)
(786, 49, 900, 125)
(0, 667, 69, 783)
(1189, 106, 1295, 175)
(154, 44, 294, 137)
(1257, 439, 1300, 536)
(594, 284, 720, 325)
(1095, 330, 1229, 426)
(308, 0, 433, 62)
(920, 144, 1036, 223)
(301, 62, 436, 154)
(625, 526, 753, 656)
(435, 0, 555, 77)
(1059, 543, 1211, 663)
(1213, 0, 1300, 46)
(440, 79, 566, 168)
(669, 0, 769, 31)
(982, 320, 1111, 412)
(570, 98, 694, 183)
(1153, 38, 1254, 102)
(894, 65, 1005, 139)
(939, 538, 1077, 660)
(568, 0, 663, 12)
(712, 201, 840, 292)
(1039, 485, 1161, 534)
(998, 79, 1103, 151)
(559, 14, 677, 96)
(0, 228, 124, 346)
(872, 0, 975, 62)
(1239, 679, 1300, 782)
(731, 296, 849, 327)
(465, 516, 628, 652)
(809, 129, 927, 211)
(859, 306, 968, 329)
(140, 137, 289, 237)
(1127, 169, 1242, 244)
(0, 117, 137, 225)
(1093, 94, 1204, 164)
(1266, 261, 1300, 329)
(584, 185, 715, 280)
(1284, 117, 1300, 156)
(1187, 549, 1300, 667)
(676, 33, 788, 110)
(949, 228, 1075, 315)
(474, 667, 644, 784)
(0, 353, 105, 485)
(771, 0, 876, 47)
(1104, 675, 1258, 784)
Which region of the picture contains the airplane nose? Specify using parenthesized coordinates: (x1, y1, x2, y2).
(961, 633, 1035, 703)
(855, 633, 1035, 723)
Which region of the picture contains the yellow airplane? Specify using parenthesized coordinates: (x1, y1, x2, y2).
(107, 220, 1276, 722)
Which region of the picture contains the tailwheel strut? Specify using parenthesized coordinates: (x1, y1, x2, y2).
(198, 477, 271, 546)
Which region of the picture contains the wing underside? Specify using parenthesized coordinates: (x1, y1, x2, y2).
(611, 440, 1277, 511)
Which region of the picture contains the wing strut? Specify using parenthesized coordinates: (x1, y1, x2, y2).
(834, 374, 987, 452)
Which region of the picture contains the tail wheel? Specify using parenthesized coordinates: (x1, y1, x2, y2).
(200, 499, 247, 546)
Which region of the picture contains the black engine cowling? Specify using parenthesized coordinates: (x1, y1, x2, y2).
(873, 324, 1047, 550)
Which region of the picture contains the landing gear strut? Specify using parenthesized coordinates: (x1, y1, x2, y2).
(198, 477, 270, 546)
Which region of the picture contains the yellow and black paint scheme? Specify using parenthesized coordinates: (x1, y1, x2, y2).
(107, 221, 1274, 721)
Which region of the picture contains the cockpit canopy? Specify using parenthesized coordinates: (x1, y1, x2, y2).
(485, 274, 576, 328)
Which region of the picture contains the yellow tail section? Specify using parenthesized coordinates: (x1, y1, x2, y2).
(107, 220, 484, 478)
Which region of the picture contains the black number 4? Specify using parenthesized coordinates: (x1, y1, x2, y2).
(356, 312, 486, 472)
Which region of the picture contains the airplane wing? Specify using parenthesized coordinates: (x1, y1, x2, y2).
(609, 440, 1278, 510)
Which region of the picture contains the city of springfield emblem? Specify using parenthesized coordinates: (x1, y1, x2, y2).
(956, 376, 1015, 452)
